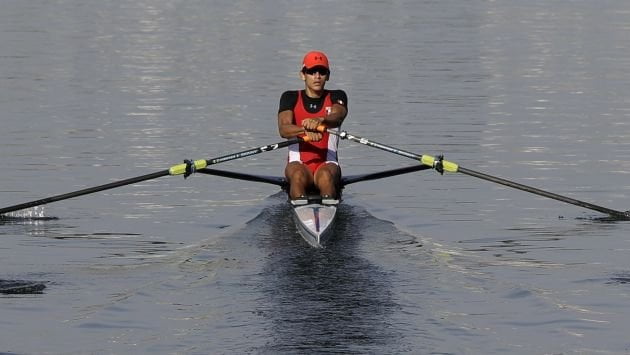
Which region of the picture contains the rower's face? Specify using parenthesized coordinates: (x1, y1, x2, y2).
(300, 66, 329, 92)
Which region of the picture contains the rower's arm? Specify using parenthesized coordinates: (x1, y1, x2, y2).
(318, 103, 346, 128)
(318, 89, 348, 128)
(278, 90, 308, 139)
(278, 109, 306, 138)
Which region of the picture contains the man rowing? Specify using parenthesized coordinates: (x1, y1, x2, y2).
(277, 51, 348, 204)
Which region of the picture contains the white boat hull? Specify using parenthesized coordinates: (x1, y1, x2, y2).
(291, 202, 337, 248)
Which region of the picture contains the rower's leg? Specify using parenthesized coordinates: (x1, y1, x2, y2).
(285, 162, 314, 199)
(314, 163, 340, 198)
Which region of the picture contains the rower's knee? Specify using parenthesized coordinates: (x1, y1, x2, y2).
(315, 165, 339, 196)
(286, 163, 313, 186)
(290, 167, 310, 183)
(315, 164, 339, 183)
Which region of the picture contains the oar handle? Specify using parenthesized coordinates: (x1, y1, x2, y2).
(298, 134, 314, 142)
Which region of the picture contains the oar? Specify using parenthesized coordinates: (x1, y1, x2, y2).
(321, 127, 630, 220)
(0, 138, 302, 215)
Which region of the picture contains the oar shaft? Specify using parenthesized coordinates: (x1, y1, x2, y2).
(327, 129, 457, 171)
(0, 170, 169, 215)
(167, 138, 301, 175)
(1, 138, 302, 215)
(327, 127, 628, 219)
(208, 138, 299, 164)
(457, 167, 628, 218)
(336, 130, 422, 160)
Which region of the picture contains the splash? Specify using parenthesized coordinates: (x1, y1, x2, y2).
(0, 206, 55, 220)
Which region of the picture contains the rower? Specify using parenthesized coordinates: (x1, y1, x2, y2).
(277, 51, 348, 204)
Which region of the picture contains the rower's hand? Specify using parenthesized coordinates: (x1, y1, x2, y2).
(302, 117, 323, 132)
(304, 131, 323, 142)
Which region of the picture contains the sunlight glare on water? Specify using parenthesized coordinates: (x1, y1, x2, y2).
(1, 206, 49, 220)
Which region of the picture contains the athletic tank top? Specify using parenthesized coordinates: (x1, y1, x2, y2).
(288, 90, 339, 169)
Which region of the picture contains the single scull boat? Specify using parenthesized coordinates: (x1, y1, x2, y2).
(197, 164, 431, 247)
(3, 128, 627, 248)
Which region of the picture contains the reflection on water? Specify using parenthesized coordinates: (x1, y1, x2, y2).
(0, 279, 46, 295)
(607, 273, 630, 285)
(255, 204, 399, 352)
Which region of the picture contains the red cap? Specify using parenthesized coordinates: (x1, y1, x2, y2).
(302, 51, 329, 70)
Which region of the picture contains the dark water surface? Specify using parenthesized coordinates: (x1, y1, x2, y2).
(2, 0, 630, 353)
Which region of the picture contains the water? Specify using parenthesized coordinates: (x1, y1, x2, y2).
(2, 0, 630, 353)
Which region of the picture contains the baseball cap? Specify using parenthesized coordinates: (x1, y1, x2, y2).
(302, 51, 329, 70)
